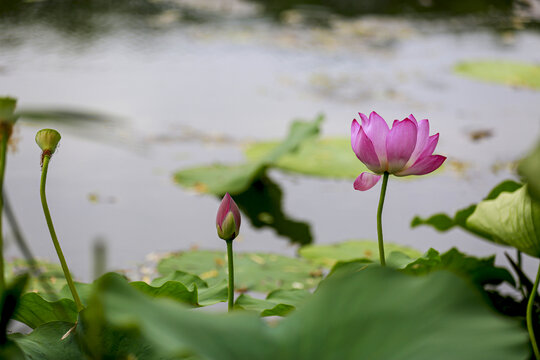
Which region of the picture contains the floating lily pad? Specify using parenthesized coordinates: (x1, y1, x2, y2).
(455, 61, 540, 90)
(244, 137, 367, 179)
(174, 116, 322, 195)
(157, 250, 323, 293)
(299, 240, 422, 267)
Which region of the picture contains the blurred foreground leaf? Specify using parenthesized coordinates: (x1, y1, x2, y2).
(0, 275, 28, 359)
(299, 239, 422, 267)
(157, 250, 323, 293)
(455, 61, 540, 90)
(79, 268, 528, 359)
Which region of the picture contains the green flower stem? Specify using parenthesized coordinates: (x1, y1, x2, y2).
(226, 239, 234, 312)
(376, 172, 390, 267)
(0, 136, 7, 290)
(40, 155, 84, 312)
(527, 261, 540, 360)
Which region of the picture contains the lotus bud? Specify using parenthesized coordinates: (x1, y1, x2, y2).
(36, 129, 61, 160)
(216, 193, 241, 241)
(0, 97, 18, 140)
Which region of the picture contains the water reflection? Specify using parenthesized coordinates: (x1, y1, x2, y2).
(230, 175, 313, 245)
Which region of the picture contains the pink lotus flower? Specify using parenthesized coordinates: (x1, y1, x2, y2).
(216, 193, 241, 241)
(351, 112, 446, 191)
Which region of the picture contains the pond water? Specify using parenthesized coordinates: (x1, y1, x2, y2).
(0, 0, 539, 281)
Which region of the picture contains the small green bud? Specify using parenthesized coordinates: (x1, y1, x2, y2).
(0, 97, 17, 124)
(0, 97, 18, 140)
(36, 129, 61, 157)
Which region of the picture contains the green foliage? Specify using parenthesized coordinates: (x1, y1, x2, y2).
(519, 142, 540, 203)
(157, 250, 323, 292)
(411, 180, 522, 240)
(244, 137, 367, 179)
(10, 322, 82, 360)
(74, 269, 528, 360)
(13, 293, 78, 329)
(402, 248, 515, 287)
(12, 270, 228, 329)
(298, 240, 422, 267)
(412, 179, 540, 257)
(467, 185, 540, 257)
(455, 61, 540, 90)
(1, 274, 29, 356)
(174, 116, 322, 195)
(235, 289, 311, 317)
(131, 270, 228, 307)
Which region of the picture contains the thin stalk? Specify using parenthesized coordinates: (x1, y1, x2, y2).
(376, 172, 390, 267)
(40, 155, 84, 312)
(527, 261, 540, 360)
(226, 240, 234, 312)
(0, 136, 7, 290)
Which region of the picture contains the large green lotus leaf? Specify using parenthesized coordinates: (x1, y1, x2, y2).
(455, 61, 540, 90)
(13, 293, 78, 329)
(401, 248, 515, 287)
(10, 322, 83, 360)
(244, 137, 367, 179)
(519, 142, 540, 203)
(298, 240, 422, 267)
(13, 270, 227, 329)
(131, 270, 228, 307)
(173, 116, 322, 195)
(467, 185, 540, 257)
(411, 180, 522, 242)
(276, 266, 528, 360)
(235, 289, 311, 317)
(89, 269, 528, 360)
(157, 250, 323, 292)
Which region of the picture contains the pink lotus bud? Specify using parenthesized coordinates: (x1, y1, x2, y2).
(351, 112, 446, 191)
(216, 193, 241, 241)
